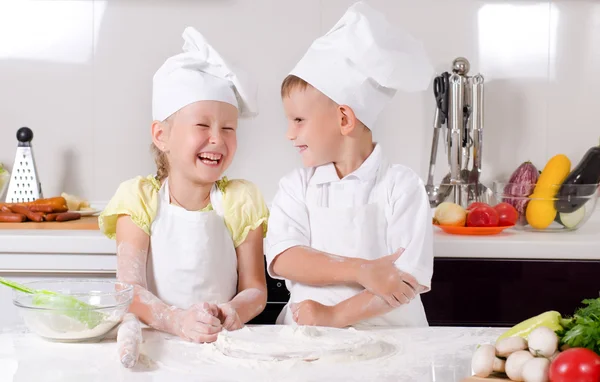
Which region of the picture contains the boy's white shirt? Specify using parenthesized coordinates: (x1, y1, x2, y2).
(265, 144, 434, 327)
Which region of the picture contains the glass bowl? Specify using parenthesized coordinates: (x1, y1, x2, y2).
(12, 280, 134, 342)
(492, 181, 599, 232)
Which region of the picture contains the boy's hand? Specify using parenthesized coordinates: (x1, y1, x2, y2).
(355, 249, 419, 308)
(290, 300, 342, 328)
(217, 303, 244, 331)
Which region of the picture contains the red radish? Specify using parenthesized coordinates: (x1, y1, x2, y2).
(467, 205, 500, 227)
(494, 202, 519, 226)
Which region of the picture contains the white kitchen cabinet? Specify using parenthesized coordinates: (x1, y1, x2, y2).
(0, 272, 116, 329)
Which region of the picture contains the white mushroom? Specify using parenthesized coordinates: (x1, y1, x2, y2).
(528, 327, 558, 358)
(506, 350, 535, 381)
(493, 357, 506, 373)
(522, 357, 550, 382)
(496, 336, 528, 357)
(471, 344, 507, 377)
(550, 351, 560, 362)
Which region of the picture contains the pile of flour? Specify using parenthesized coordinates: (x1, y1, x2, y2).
(212, 325, 395, 362)
(23, 311, 120, 342)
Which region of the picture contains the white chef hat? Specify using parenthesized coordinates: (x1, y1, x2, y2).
(289, 1, 433, 128)
(152, 27, 258, 122)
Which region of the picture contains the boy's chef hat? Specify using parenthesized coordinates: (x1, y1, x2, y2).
(152, 27, 258, 121)
(289, 1, 433, 128)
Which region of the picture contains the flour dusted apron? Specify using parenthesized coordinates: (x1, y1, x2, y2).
(147, 178, 238, 309)
(277, 163, 428, 327)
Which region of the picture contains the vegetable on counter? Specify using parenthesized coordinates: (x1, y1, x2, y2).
(434, 202, 518, 229)
(496, 311, 562, 342)
(526, 154, 571, 230)
(548, 348, 600, 382)
(557, 298, 600, 354)
(472, 326, 557, 381)
(555, 140, 600, 214)
(472, 297, 600, 381)
(503, 161, 540, 217)
(494, 202, 519, 227)
(555, 207, 587, 230)
(433, 202, 467, 226)
(467, 204, 499, 227)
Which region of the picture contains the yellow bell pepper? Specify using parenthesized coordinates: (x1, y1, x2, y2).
(496, 311, 563, 342)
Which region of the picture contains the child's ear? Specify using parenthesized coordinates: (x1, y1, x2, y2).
(338, 105, 358, 136)
(151, 120, 170, 153)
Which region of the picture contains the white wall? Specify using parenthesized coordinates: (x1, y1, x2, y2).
(1, 0, 598, 204)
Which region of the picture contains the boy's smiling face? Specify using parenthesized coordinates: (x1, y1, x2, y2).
(282, 85, 343, 168)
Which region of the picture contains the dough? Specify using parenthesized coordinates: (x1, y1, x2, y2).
(213, 325, 395, 362)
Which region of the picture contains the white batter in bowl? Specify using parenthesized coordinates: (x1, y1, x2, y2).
(12, 280, 133, 342)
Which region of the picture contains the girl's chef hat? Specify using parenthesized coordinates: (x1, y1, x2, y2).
(152, 27, 258, 121)
(289, 1, 434, 128)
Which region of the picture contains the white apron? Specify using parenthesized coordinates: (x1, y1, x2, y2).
(146, 178, 238, 309)
(277, 163, 428, 327)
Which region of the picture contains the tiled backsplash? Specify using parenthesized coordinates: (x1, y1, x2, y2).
(0, 0, 598, 203)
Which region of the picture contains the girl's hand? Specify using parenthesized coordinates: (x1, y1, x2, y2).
(217, 303, 244, 331)
(171, 302, 222, 343)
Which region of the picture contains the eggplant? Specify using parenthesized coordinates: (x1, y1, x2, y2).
(555, 143, 600, 213)
(503, 161, 539, 216)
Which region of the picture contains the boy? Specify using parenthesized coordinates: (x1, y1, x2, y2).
(265, 1, 435, 328)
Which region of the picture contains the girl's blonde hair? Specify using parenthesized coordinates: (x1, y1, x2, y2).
(151, 113, 175, 182)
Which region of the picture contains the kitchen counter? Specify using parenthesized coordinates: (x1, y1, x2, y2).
(0, 325, 506, 382)
(0, 211, 598, 261)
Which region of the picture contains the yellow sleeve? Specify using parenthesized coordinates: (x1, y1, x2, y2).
(220, 179, 269, 248)
(98, 175, 160, 239)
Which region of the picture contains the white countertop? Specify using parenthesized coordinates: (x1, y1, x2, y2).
(0, 211, 598, 263)
(0, 325, 505, 382)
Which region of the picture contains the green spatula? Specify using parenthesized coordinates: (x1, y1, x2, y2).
(0, 277, 105, 329)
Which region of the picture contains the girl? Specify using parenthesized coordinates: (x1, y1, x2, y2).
(99, 27, 269, 343)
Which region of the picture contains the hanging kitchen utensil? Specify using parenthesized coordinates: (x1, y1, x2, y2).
(426, 73, 451, 207)
(425, 57, 492, 209)
(5, 127, 43, 203)
(468, 74, 493, 203)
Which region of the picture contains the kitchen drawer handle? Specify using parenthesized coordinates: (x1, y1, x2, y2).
(0, 269, 116, 275)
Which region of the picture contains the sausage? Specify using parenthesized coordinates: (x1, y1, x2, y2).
(9, 205, 44, 222)
(55, 212, 81, 222)
(29, 204, 68, 213)
(29, 197, 69, 212)
(45, 213, 59, 221)
(28, 204, 55, 213)
(0, 205, 11, 213)
(0, 212, 27, 222)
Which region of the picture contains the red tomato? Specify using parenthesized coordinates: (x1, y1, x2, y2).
(549, 348, 600, 382)
(467, 202, 489, 211)
(466, 205, 500, 227)
(494, 202, 519, 226)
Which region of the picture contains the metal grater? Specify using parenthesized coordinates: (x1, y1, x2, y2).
(5, 127, 43, 203)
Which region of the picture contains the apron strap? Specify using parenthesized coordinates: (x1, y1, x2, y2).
(161, 178, 224, 217)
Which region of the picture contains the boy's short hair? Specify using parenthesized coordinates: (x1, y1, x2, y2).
(280, 74, 369, 130)
(280, 75, 310, 98)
